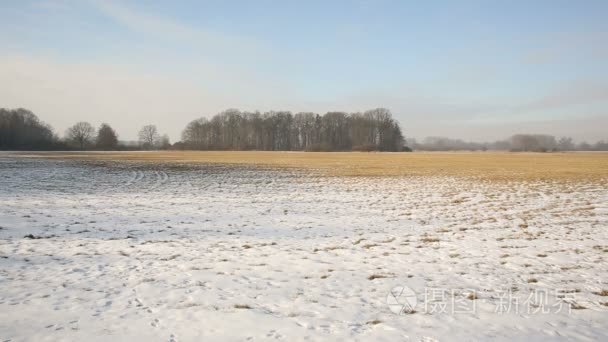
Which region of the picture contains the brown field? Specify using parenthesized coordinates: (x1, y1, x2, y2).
(6, 151, 608, 181)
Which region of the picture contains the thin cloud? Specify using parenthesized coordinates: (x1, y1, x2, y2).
(519, 82, 608, 112)
(522, 31, 608, 65)
(89, 0, 267, 56)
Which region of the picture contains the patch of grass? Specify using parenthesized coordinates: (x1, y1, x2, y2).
(527, 278, 538, 283)
(570, 303, 587, 310)
(560, 265, 580, 271)
(160, 254, 180, 261)
(234, 304, 252, 309)
(368, 274, 391, 280)
(420, 236, 440, 243)
(23, 234, 55, 239)
(314, 245, 346, 252)
(593, 290, 608, 296)
(366, 320, 382, 325)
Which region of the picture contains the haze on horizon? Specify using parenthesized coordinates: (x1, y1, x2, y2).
(1, 0, 607, 143)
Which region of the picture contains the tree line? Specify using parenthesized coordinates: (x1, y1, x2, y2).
(181, 108, 405, 151)
(2, 107, 608, 151)
(412, 134, 608, 152)
(0, 108, 58, 150)
(0, 108, 169, 150)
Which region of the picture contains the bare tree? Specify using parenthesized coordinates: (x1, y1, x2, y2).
(321, 112, 350, 150)
(96, 123, 118, 149)
(180, 108, 405, 151)
(557, 136, 574, 151)
(67, 121, 95, 150)
(159, 134, 171, 149)
(138, 124, 160, 149)
(511, 134, 556, 152)
(0, 108, 56, 150)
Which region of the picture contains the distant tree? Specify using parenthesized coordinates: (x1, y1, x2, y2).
(594, 140, 608, 151)
(159, 134, 171, 149)
(180, 108, 405, 152)
(0, 108, 57, 150)
(293, 112, 318, 150)
(557, 136, 574, 151)
(510, 134, 556, 152)
(96, 123, 118, 149)
(416, 137, 480, 151)
(67, 122, 95, 150)
(321, 111, 350, 150)
(138, 124, 160, 149)
(577, 141, 592, 151)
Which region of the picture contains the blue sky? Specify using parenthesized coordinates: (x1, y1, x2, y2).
(1, 0, 607, 142)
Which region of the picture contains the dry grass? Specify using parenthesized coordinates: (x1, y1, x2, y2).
(570, 303, 587, 310)
(368, 274, 391, 280)
(420, 236, 440, 243)
(6, 151, 608, 180)
(233, 304, 253, 309)
(593, 290, 608, 296)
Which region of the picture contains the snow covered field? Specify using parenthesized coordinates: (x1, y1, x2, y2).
(1, 156, 607, 341)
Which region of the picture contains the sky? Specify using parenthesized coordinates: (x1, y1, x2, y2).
(1, 0, 607, 143)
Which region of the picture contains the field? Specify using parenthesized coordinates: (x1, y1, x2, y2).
(10, 150, 608, 180)
(1, 151, 608, 341)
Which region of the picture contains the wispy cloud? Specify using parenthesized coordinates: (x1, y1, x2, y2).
(522, 31, 608, 65)
(2, 1, 606, 143)
(31, 0, 73, 12)
(89, 0, 267, 57)
(519, 81, 608, 112)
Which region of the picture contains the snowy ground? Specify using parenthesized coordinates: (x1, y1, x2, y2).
(1, 157, 607, 341)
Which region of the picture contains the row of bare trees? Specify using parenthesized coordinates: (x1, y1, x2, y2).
(181, 108, 405, 151)
(1, 108, 169, 150)
(413, 134, 608, 152)
(4, 107, 608, 152)
(65, 122, 170, 150)
(509, 134, 608, 152)
(0, 108, 57, 149)
(65, 122, 121, 149)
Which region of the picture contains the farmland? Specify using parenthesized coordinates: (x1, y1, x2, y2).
(0, 152, 607, 341)
(9, 150, 608, 180)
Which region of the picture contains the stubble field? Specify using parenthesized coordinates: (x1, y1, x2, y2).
(0, 151, 607, 341)
(10, 150, 608, 179)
